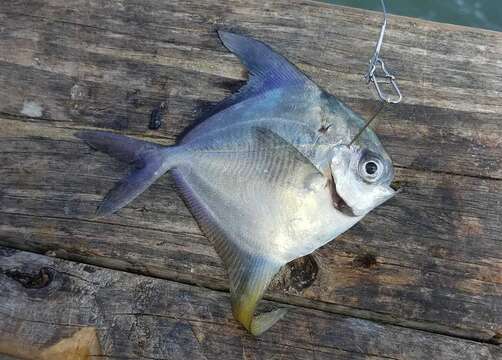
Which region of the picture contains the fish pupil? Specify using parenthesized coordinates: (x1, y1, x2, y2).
(365, 161, 378, 175)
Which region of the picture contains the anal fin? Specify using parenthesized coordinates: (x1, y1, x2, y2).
(229, 254, 285, 335)
(172, 167, 287, 336)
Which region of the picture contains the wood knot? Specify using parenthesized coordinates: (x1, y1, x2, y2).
(272, 255, 319, 293)
(353, 253, 377, 269)
(4, 267, 53, 289)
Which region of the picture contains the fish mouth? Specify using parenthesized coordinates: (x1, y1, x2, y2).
(326, 173, 356, 217)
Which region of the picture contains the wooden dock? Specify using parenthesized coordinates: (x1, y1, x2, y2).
(1, 0, 502, 358)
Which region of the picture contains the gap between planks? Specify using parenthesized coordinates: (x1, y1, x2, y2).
(0, 240, 499, 347)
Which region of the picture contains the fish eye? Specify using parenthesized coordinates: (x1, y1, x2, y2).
(358, 152, 384, 183)
(365, 161, 378, 175)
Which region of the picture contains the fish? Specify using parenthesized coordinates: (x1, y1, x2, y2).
(76, 31, 396, 335)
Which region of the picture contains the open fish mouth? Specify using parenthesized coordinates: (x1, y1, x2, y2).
(326, 172, 356, 217)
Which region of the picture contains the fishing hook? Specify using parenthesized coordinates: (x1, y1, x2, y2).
(365, 0, 402, 104)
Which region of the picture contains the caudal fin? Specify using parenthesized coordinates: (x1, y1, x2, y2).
(76, 130, 178, 216)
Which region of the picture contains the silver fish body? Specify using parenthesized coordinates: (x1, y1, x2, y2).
(76, 31, 395, 335)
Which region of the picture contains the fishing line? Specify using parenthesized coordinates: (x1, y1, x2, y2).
(349, 101, 385, 146)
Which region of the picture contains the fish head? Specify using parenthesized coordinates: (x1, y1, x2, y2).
(329, 143, 395, 217)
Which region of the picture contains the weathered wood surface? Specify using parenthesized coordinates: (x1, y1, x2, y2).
(0, 0, 502, 351)
(2, 0, 502, 179)
(1, 247, 501, 360)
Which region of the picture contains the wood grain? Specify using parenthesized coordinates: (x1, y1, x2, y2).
(1, 115, 501, 343)
(0, 1, 501, 178)
(0, 0, 501, 349)
(1, 247, 501, 360)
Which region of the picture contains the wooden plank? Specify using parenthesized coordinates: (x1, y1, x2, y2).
(1, 247, 501, 360)
(1, 0, 502, 346)
(0, 1, 501, 179)
(1, 116, 501, 343)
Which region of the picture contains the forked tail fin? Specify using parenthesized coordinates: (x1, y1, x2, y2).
(76, 130, 181, 216)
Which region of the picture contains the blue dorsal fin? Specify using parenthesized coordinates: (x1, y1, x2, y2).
(202, 31, 312, 118)
(218, 31, 310, 86)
